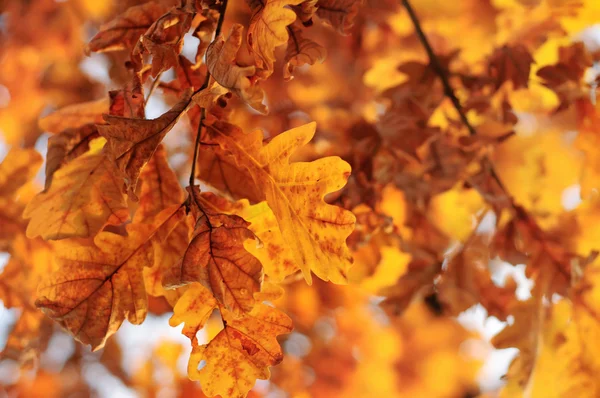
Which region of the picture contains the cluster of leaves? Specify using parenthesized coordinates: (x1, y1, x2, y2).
(3, 0, 600, 396)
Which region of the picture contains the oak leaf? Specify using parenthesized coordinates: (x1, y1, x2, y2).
(39, 97, 109, 134)
(24, 138, 129, 240)
(186, 304, 293, 398)
(205, 121, 355, 284)
(164, 188, 262, 315)
(135, 146, 190, 305)
(35, 205, 185, 350)
(169, 283, 217, 344)
(45, 124, 100, 189)
(247, 0, 303, 76)
(199, 192, 298, 282)
(284, 25, 326, 80)
(86, 2, 171, 54)
(315, 0, 362, 33)
(98, 90, 193, 198)
(206, 24, 267, 114)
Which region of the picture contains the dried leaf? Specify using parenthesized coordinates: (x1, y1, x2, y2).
(24, 139, 129, 240)
(284, 25, 326, 80)
(206, 24, 268, 114)
(86, 2, 171, 54)
(35, 205, 184, 350)
(98, 90, 193, 198)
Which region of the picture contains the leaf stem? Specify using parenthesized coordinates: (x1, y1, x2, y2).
(188, 0, 229, 188)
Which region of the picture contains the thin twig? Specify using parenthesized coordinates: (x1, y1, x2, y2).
(401, 0, 512, 199)
(145, 72, 163, 105)
(402, 0, 476, 136)
(188, 0, 228, 188)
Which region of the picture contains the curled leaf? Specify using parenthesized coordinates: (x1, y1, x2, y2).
(206, 24, 267, 114)
(86, 2, 171, 54)
(284, 25, 326, 80)
(247, 0, 303, 76)
(98, 89, 193, 198)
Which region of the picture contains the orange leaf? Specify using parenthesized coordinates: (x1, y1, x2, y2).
(247, 0, 302, 76)
(24, 139, 129, 240)
(187, 304, 293, 398)
(35, 205, 184, 350)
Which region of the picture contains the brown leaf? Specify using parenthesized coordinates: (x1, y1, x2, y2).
(488, 45, 535, 91)
(316, 0, 362, 34)
(98, 90, 193, 198)
(164, 187, 262, 314)
(206, 24, 268, 114)
(45, 124, 100, 190)
(86, 2, 171, 54)
(284, 25, 326, 80)
(36, 205, 184, 350)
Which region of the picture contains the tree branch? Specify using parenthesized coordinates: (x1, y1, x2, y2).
(401, 0, 512, 202)
(188, 0, 228, 188)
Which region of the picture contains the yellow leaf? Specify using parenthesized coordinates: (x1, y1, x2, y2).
(247, 0, 302, 76)
(169, 283, 217, 344)
(187, 304, 293, 398)
(206, 121, 355, 284)
(24, 138, 129, 240)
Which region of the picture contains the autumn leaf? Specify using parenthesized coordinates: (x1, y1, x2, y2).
(45, 124, 100, 189)
(98, 89, 193, 198)
(164, 187, 262, 314)
(85, 2, 171, 54)
(35, 205, 185, 350)
(284, 25, 326, 80)
(135, 145, 189, 305)
(0, 147, 42, 197)
(488, 45, 535, 91)
(206, 24, 267, 114)
(198, 192, 298, 282)
(186, 304, 293, 398)
(38, 97, 109, 134)
(24, 138, 129, 240)
(205, 121, 355, 284)
(247, 0, 302, 76)
(315, 0, 362, 33)
(169, 283, 217, 344)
